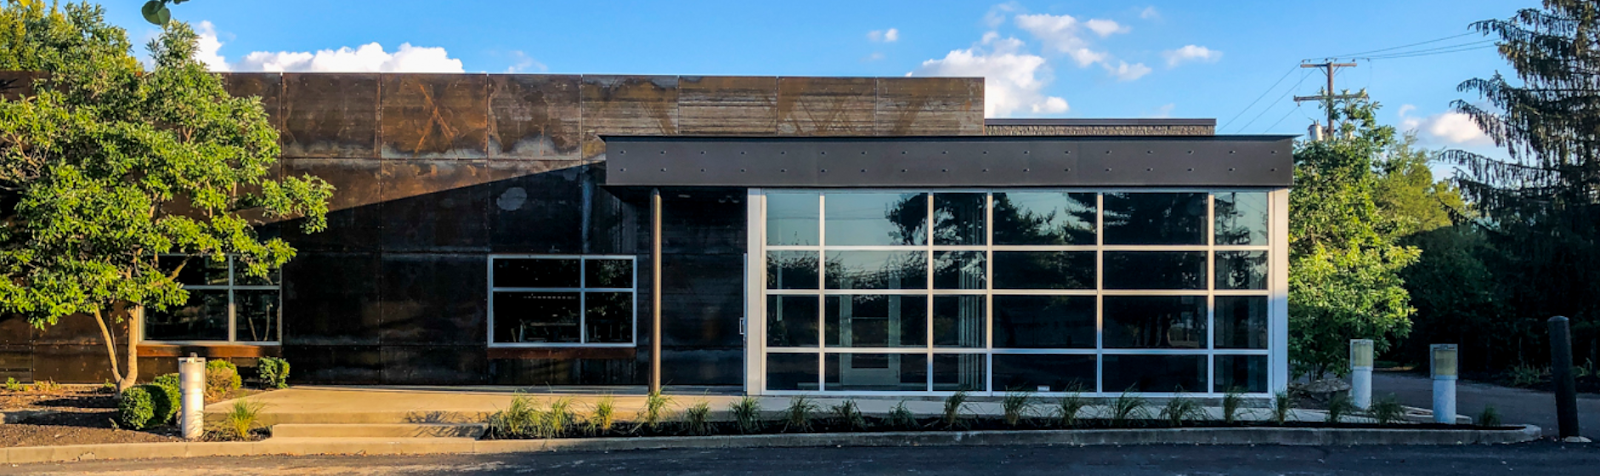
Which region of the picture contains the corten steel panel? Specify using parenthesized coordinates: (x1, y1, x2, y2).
(660, 253, 744, 348)
(777, 77, 876, 136)
(875, 77, 984, 136)
(282, 252, 382, 346)
(377, 254, 487, 345)
(485, 161, 588, 252)
(588, 183, 641, 255)
(281, 73, 379, 158)
(0, 71, 42, 100)
(605, 136, 1295, 188)
(488, 74, 582, 159)
(380, 74, 490, 159)
(381, 345, 488, 385)
(281, 158, 383, 252)
(284, 345, 382, 384)
(219, 73, 284, 146)
(33, 312, 125, 346)
(33, 344, 122, 383)
(378, 161, 492, 252)
(678, 76, 779, 135)
(579, 75, 679, 160)
(0, 314, 33, 345)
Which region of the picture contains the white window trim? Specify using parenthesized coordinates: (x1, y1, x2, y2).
(143, 254, 282, 346)
(487, 254, 639, 348)
(746, 188, 1287, 398)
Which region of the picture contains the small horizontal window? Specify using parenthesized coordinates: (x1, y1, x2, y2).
(490, 256, 636, 346)
(146, 255, 280, 344)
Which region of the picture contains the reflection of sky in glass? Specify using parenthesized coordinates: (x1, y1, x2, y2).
(1215, 192, 1269, 246)
(825, 193, 926, 246)
(767, 192, 819, 245)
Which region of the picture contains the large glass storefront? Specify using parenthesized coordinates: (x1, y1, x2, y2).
(753, 189, 1280, 395)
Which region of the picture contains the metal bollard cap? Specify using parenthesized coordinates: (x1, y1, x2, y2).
(1350, 339, 1374, 368)
(1431, 344, 1458, 378)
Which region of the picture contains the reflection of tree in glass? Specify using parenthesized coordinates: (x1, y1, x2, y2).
(767, 252, 820, 289)
(1103, 193, 1206, 245)
(1214, 193, 1267, 246)
(992, 193, 1096, 245)
(824, 252, 925, 289)
(584, 292, 633, 343)
(882, 194, 929, 245)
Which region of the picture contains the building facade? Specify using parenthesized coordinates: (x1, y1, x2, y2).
(0, 72, 1291, 398)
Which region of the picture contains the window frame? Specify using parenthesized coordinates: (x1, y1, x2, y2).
(143, 254, 282, 346)
(487, 254, 639, 348)
(751, 188, 1281, 397)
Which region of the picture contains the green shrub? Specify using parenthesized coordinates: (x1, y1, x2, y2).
(1056, 391, 1088, 428)
(154, 373, 180, 391)
(729, 396, 762, 434)
(256, 357, 290, 389)
(118, 387, 155, 430)
(205, 360, 241, 401)
(1221, 387, 1245, 424)
(682, 400, 713, 436)
(143, 383, 181, 426)
(1001, 391, 1033, 427)
(941, 391, 970, 429)
(886, 401, 917, 430)
(1478, 405, 1502, 427)
(30, 379, 61, 393)
(4, 378, 21, 392)
(830, 399, 867, 431)
(1369, 394, 1405, 425)
(782, 395, 817, 432)
(1507, 363, 1548, 387)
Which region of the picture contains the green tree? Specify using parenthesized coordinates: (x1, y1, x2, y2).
(0, 2, 332, 390)
(1373, 134, 1467, 238)
(1289, 97, 1421, 379)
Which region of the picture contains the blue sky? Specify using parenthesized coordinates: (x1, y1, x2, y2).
(97, 0, 1527, 157)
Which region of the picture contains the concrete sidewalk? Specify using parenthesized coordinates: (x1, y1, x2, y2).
(207, 386, 1334, 426)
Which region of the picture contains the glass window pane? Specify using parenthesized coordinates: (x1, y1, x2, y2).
(766, 192, 819, 246)
(1215, 251, 1267, 290)
(992, 354, 1095, 392)
(1215, 355, 1269, 393)
(233, 290, 279, 342)
(932, 354, 986, 391)
(992, 192, 1096, 245)
(1216, 296, 1269, 349)
(145, 290, 229, 341)
(584, 259, 634, 289)
(933, 296, 985, 348)
(993, 251, 1094, 290)
(1215, 192, 1269, 246)
(585, 292, 633, 343)
(767, 295, 819, 347)
(933, 251, 985, 290)
(992, 295, 1095, 349)
(1102, 192, 1206, 245)
(492, 292, 580, 343)
(160, 256, 228, 286)
(766, 353, 820, 391)
(824, 193, 927, 246)
(1103, 296, 1207, 349)
(933, 193, 985, 246)
(825, 251, 927, 290)
(1103, 251, 1205, 290)
(825, 295, 927, 348)
(767, 251, 819, 290)
(494, 259, 580, 288)
(826, 353, 928, 391)
(1103, 355, 1206, 393)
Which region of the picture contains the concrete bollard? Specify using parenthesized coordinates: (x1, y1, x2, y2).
(179, 354, 206, 440)
(1431, 344, 1457, 424)
(1350, 339, 1374, 410)
(1549, 316, 1582, 439)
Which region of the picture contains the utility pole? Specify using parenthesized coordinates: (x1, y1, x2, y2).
(1294, 61, 1365, 139)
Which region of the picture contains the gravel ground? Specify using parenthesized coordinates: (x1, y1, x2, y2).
(0, 387, 181, 447)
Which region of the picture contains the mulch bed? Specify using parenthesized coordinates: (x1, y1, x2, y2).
(0, 387, 182, 447)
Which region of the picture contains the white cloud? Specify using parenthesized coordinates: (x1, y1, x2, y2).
(984, 2, 1022, 29)
(196, 22, 464, 73)
(910, 32, 1068, 117)
(1106, 61, 1151, 81)
(868, 28, 900, 42)
(1162, 45, 1222, 68)
(1084, 19, 1129, 37)
(1398, 105, 1492, 146)
(1139, 6, 1160, 20)
(1015, 13, 1120, 67)
(862, 52, 886, 62)
(503, 50, 547, 73)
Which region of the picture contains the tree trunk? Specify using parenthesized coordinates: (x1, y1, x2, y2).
(125, 304, 140, 391)
(92, 306, 139, 392)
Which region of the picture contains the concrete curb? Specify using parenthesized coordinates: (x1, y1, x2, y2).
(2, 425, 1542, 465)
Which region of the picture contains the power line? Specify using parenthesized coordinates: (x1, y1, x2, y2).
(1263, 103, 1304, 133)
(1365, 44, 1497, 60)
(1236, 69, 1314, 133)
(1219, 65, 1299, 132)
(1317, 32, 1478, 59)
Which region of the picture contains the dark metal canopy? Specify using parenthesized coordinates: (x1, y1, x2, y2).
(604, 135, 1295, 188)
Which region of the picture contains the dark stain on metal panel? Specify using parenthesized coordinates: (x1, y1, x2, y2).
(380, 74, 489, 159)
(488, 74, 582, 159)
(777, 77, 876, 136)
(579, 75, 679, 160)
(282, 73, 380, 157)
(679, 76, 778, 135)
(875, 77, 984, 136)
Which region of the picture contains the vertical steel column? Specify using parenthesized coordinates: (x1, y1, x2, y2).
(1550, 316, 1581, 438)
(649, 189, 663, 396)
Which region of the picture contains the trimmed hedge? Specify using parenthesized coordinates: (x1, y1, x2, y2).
(257, 357, 290, 389)
(118, 386, 154, 430)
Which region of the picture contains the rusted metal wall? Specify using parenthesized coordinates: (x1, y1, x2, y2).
(0, 71, 985, 385)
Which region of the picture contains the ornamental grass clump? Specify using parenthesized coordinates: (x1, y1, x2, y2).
(1056, 390, 1088, 428)
(489, 393, 549, 439)
(1325, 393, 1356, 424)
(682, 400, 713, 436)
(941, 391, 970, 429)
(588, 396, 617, 435)
(1110, 389, 1149, 427)
(729, 396, 763, 434)
(1478, 405, 1502, 427)
(637, 391, 674, 432)
(782, 395, 818, 432)
(1159, 394, 1204, 427)
(831, 399, 867, 431)
(1220, 387, 1245, 424)
(886, 401, 917, 430)
(222, 398, 267, 440)
(4, 378, 21, 392)
(1273, 391, 1293, 424)
(547, 398, 577, 437)
(1001, 391, 1033, 427)
(1369, 394, 1405, 425)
